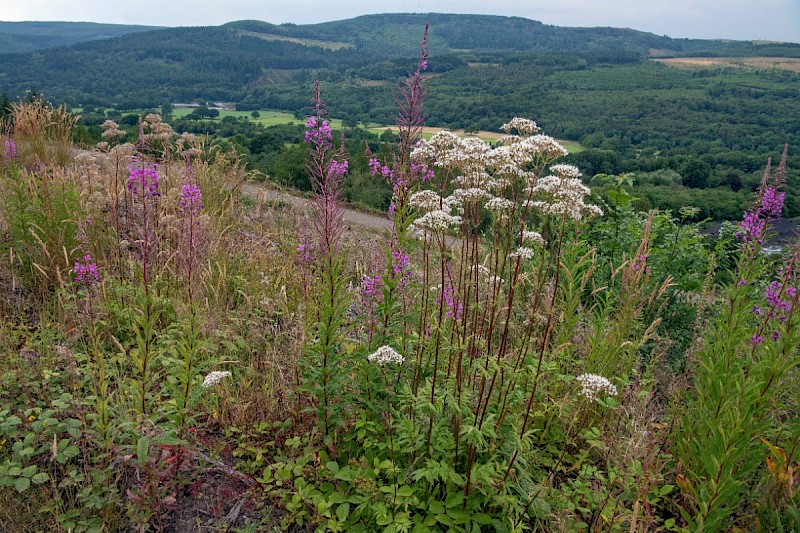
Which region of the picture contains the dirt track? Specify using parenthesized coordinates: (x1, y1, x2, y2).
(240, 182, 392, 233)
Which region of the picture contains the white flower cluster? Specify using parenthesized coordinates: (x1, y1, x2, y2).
(526, 172, 602, 221)
(367, 345, 405, 365)
(510, 247, 536, 260)
(100, 119, 126, 142)
(484, 197, 515, 211)
(501, 117, 541, 136)
(409, 190, 442, 211)
(576, 373, 618, 401)
(142, 113, 176, 143)
(452, 187, 491, 203)
(203, 370, 232, 388)
(472, 264, 504, 285)
(522, 231, 545, 246)
(410, 119, 601, 235)
(411, 210, 462, 233)
(549, 164, 582, 179)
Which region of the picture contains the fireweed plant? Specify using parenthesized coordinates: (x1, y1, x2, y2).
(300, 81, 351, 441)
(675, 146, 800, 531)
(126, 136, 163, 419)
(364, 25, 434, 352)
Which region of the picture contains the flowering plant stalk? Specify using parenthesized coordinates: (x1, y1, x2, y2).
(126, 129, 163, 418)
(363, 25, 431, 353)
(675, 146, 800, 530)
(170, 157, 208, 446)
(301, 82, 351, 441)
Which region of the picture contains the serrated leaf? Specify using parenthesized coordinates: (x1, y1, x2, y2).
(397, 485, 414, 498)
(444, 491, 464, 508)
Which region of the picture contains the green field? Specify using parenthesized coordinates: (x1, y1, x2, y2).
(169, 108, 584, 151)
(84, 106, 583, 151)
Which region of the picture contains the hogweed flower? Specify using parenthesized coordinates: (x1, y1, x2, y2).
(100, 120, 126, 143)
(202, 370, 232, 388)
(368, 345, 405, 365)
(409, 210, 462, 233)
(409, 190, 443, 212)
(522, 231, 545, 246)
(510, 247, 536, 260)
(576, 373, 618, 401)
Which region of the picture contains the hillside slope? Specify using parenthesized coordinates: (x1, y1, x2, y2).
(0, 21, 162, 53)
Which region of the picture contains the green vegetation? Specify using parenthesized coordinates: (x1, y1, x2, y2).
(0, 21, 161, 54)
(2, 14, 797, 219)
(1, 66, 799, 530)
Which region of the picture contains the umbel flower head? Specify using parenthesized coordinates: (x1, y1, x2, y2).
(202, 370, 232, 388)
(576, 373, 618, 401)
(368, 345, 405, 365)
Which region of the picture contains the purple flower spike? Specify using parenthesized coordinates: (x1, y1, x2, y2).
(128, 164, 160, 199)
(180, 183, 203, 213)
(74, 253, 100, 289)
(362, 273, 383, 304)
(3, 138, 17, 160)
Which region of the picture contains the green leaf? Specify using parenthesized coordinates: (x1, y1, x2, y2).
(14, 477, 30, 493)
(472, 513, 492, 525)
(397, 485, 414, 498)
(336, 502, 350, 522)
(429, 501, 445, 514)
(21, 465, 37, 477)
(444, 491, 464, 508)
(62, 445, 80, 460)
(137, 437, 149, 464)
(31, 472, 50, 484)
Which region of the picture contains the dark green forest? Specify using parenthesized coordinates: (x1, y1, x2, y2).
(2, 14, 799, 220)
(0, 21, 160, 53)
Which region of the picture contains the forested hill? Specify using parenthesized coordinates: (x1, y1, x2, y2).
(0, 21, 161, 54)
(2, 13, 799, 108)
(259, 13, 800, 57)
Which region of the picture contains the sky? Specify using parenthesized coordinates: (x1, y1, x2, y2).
(2, 0, 799, 43)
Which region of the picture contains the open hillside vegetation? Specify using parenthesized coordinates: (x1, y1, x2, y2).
(0, 19, 799, 533)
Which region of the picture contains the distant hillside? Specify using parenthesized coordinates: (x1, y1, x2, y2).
(0, 21, 162, 54)
(1, 13, 798, 107)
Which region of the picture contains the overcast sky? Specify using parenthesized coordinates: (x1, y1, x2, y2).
(3, 0, 799, 42)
